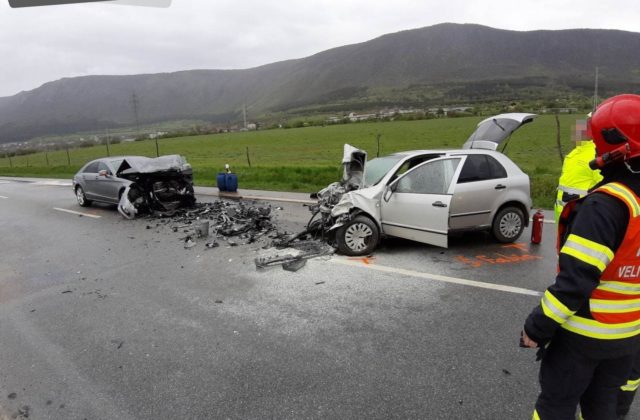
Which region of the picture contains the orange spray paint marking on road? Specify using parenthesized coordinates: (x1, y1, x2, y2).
(455, 243, 543, 268)
(349, 256, 376, 265)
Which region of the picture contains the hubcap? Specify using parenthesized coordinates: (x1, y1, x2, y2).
(499, 212, 521, 238)
(76, 188, 85, 205)
(344, 222, 373, 251)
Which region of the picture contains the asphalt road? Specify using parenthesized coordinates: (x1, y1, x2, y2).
(0, 178, 636, 419)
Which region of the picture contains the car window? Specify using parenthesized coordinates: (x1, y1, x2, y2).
(98, 161, 112, 175)
(388, 155, 438, 183)
(487, 155, 507, 178)
(395, 158, 460, 194)
(83, 161, 100, 173)
(458, 154, 506, 183)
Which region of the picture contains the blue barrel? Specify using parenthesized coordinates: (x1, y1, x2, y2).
(216, 173, 227, 191)
(225, 173, 238, 192)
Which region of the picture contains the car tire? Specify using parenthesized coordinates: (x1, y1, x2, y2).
(492, 206, 524, 243)
(336, 215, 380, 256)
(75, 186, 92, 207)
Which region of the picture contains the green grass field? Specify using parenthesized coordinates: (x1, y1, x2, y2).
(0, 114, 584, 208)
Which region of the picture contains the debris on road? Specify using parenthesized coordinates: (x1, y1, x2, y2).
(146, 199, 281, 250)
(111, 340, 124, 350)
(119, 193, 337, 269)
(255, 240, 334, 271)
(273, 144, 367, 254)
(282, 259, 307, 272)
(184, 236, 197, 249)
(17, 405, 30, 419)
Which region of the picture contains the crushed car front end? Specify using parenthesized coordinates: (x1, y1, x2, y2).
(116, 155, 196, 219)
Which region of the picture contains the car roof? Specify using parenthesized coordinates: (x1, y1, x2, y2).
(386, 149, 504, 158)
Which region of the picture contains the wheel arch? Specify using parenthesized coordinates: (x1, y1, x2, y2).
(350, 208, 383, 232)
(494, 201, 530, 227)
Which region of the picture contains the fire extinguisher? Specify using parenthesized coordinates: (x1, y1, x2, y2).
(531, 209, 544, 244)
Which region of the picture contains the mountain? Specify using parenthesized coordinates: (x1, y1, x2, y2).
(2, 23, 640, 143)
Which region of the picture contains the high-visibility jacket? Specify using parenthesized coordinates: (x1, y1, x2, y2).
(546, 182, 640, 339)
(554, 141, 603, 223)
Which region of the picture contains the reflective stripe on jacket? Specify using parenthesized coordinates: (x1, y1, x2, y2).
(554, 141, 603, 223)
(550, 182, 640, 339)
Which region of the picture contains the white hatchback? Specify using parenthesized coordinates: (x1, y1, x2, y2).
(312, 113, 535, 256)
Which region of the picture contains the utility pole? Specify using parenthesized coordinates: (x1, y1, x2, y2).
(105, 128, 111, 157)
(65, 145, 71, 166)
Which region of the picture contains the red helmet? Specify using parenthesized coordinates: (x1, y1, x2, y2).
(591, 94, 640, 160)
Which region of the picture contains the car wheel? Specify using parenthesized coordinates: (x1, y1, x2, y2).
(75, 186, 92, 207)
(492, 206, 524, 243)
(336, 215, 380, 256)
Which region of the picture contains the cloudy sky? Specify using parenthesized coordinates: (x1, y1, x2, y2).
(0, 0, 638, 97)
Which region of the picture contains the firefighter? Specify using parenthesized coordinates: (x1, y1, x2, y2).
(554, 117, 603, 224)
(521, 94, 640, 419)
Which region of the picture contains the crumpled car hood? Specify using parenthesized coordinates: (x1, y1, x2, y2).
(116, 154, 191, 179)
(117, 154, 195, 219)
(341, 144, 367, 189)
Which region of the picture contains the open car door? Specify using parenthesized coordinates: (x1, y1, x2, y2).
(380, 156, 463, 248)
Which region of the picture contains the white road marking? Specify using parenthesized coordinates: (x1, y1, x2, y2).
(0, 180, 10, 184)
(331, 258, 542, 297)
(53, 207, 101, 219)
(0, 195, 7, 199)
(34, 180, 72, 187)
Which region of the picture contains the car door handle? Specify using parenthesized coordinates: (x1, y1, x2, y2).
(432, 201, 448, 208)
(495, 184, 507, 190)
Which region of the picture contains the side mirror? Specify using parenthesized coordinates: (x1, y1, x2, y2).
(98, 170, 109, 177)
(383, 186, 393, 202)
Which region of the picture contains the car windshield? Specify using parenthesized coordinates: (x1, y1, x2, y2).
(364, 155, 404, 187)
(110, 159, 124, 172)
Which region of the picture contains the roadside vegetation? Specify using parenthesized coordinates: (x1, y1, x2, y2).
(0, 114, 585, 208)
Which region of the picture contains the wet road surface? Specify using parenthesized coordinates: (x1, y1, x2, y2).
(0, 178, 634, 419)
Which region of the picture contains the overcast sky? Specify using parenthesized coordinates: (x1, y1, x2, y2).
(0, 0, 638, 97)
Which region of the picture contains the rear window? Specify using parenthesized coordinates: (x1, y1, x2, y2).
(487, 156, 507, 178)
(98, 161, 112, 174)
(83, 161, 100, 173)
(465, 118, 522, 145)
(457, 155, 507, 183)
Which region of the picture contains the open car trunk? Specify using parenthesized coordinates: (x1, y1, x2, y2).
(117, 155, 196, 219)
(462, 113, 536, 151)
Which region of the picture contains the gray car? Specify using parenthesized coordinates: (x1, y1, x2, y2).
(72, 156, 131, 207)
(310, 113, 536, 255)
(72, 155, 195, 218)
